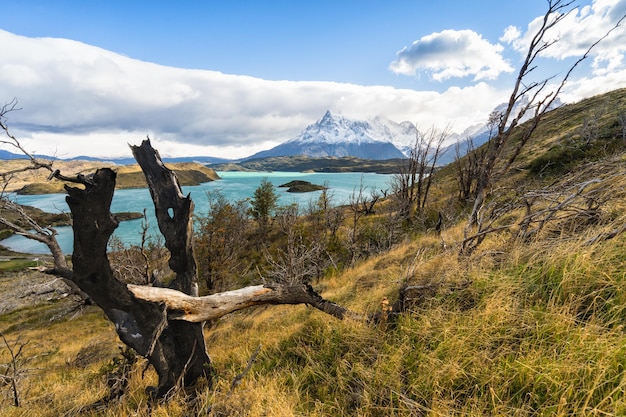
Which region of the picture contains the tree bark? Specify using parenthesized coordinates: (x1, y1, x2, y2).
(130, 139, 211, 392)
(65, 158, 211, 397)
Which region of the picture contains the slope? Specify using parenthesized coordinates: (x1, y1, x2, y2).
(1, 88, 626, 416)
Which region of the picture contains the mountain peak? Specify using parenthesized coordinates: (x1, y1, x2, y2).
(246, 111, 416, 160)
(319, 110, 340, 126)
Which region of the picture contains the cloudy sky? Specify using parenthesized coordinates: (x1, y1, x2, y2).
(1, 0, 625, 160)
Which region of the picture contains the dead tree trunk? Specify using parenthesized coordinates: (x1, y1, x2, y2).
(130, 140, 212, 391)
(65, 141, 211, 398)
(20, 137, 377, 397)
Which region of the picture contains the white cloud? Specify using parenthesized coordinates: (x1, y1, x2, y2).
(0, 29, 508, 159)
(388, 29, 514, 82)
(504, 0, 626, 75)
(560, 66, 626, 102)
(500, 25, 521, 44)
(1, 19, 624, 161)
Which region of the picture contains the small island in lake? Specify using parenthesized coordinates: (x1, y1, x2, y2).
(278, 180, 326, 193)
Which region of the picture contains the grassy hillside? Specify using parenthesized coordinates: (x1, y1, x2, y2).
(2, 88, 626, 416)
(1, 161, 220, 195)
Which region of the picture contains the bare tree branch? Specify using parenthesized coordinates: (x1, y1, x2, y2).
(464, 0, 626, 249)
(0, 99, 55, 180)
(128, 282, 362, 322)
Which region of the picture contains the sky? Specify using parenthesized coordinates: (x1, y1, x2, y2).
(1, 0, 626, 160)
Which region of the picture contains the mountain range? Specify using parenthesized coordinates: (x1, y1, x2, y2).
(247, 110, 417, 161)
(245, 110, 498, 165)
(2, 96, 557, 165)
(0, 149, 230, 166)
(246, 95, 564, 163)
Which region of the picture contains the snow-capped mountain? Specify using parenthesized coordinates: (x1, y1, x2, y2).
(246, 95, 565, 163)
(368, 116, 419, 156)
(246, 111, 416, 160)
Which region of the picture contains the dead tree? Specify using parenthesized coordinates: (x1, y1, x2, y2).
(66, 143, 388, 395)
(619, 111, 626, 142)
(1, 124, 372, 397)
(454, 136, 487, 203)
(0, 101, 90, 302)
(460, 158, 626, 254)
(1, 100, 65, 271)
(467, 0, 625, 230)
(128, 282, 360, 322)
(0, 332, 31, 407)
(64, 150, 211, 397)
(392, 126, 447, 221)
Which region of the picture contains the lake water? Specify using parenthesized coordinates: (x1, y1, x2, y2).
(1, 171, 394, 254)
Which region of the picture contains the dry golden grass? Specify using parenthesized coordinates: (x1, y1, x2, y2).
(4, 210, 626, 415)
(2, 88, 626, 415)
(1, 160, 113, 193)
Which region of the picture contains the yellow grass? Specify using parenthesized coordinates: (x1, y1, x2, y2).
(2, 88, 626, 415)
(4, 215, 626, 415)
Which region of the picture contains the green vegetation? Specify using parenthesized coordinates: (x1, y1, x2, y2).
(1, 88, 626, 415)
(212, 155, 405, 173)
(249, 178, 279, 239)
(0, 258, 37, 272)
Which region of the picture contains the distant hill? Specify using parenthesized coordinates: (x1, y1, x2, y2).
(0, 149, 51, 160)
(1, 160, 221, 194)
(211, 155, 406, 174)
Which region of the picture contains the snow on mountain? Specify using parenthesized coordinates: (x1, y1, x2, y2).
(246, 95, 564, 163)
(436, 96, 565, 165)
(247, 110, 416, 160)
(291, 110, 417, 148)
(368, 116, 418, 156)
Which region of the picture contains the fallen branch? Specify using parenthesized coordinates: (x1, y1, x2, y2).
(228, 344, 261, 396)
(584, 222, 626, 246)
(128, 283, 361, 322)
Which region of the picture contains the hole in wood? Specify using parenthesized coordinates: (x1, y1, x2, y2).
(167, 207, 174, 219)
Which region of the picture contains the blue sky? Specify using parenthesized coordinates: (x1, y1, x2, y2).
(1, 0, 625, 159)
(2, 1, 547, 90)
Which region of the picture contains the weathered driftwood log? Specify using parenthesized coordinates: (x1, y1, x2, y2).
(128, 283, 361, 322)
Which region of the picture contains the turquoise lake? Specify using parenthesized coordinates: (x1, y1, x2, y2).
(1, 171, 394, 254)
